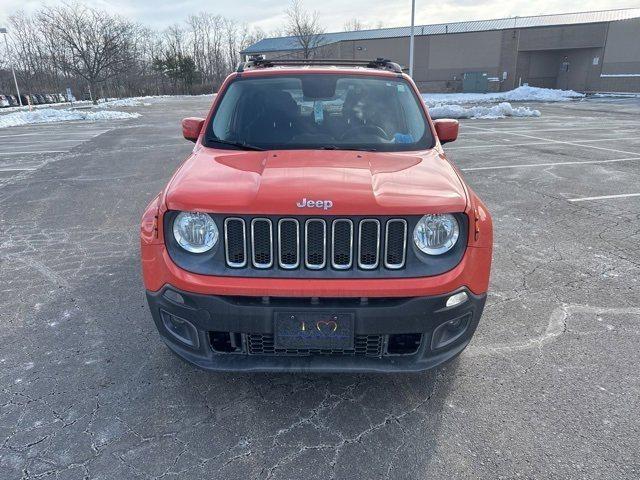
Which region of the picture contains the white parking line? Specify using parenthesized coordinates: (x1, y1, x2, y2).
(3, 140, 85, 145)
(0, 150, 67, 155)
(461, 157, 640, 171)
(568, 193, 640, 202)
(0, 167, 38, 172)
(449, 136, 640, 150)
(0, 131, 107, 139)
(462, 126, 640, 135)
(464, 125, 640, 156)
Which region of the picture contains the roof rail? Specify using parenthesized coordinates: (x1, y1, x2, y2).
(236, 56, 403, 74)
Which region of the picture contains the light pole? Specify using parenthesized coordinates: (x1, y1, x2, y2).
(409, 0, 415, 78)
(0, 27, 23, 106)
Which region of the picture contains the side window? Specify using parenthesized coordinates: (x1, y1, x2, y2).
(211, 83, 242, 140)
(397, 85, 425, 142)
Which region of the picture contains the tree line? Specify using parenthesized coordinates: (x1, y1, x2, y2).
(0, 3, 267, 103)
(0, 1, 373, 104)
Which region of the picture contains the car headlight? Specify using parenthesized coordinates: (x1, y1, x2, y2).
(172, 212, 218, 253)
(413, 214, 459, 255)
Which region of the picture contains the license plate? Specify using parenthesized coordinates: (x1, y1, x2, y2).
(274, 312, 354, 350)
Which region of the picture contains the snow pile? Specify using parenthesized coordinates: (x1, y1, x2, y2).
(97, 98, 149, 108)
(429, 102, 541, 120)
(422, 85, 584, 106)
(96, 93, 215, 108)
(0, 108, 140, 129)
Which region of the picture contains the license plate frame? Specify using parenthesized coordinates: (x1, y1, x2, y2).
(274, 312, 355, 350)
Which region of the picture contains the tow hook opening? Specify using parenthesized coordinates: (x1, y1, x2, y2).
(387, 333, 422, 355)
(210, 332, 244, 353)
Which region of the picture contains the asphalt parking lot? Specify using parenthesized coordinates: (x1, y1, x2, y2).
(1, 96, 639, 479)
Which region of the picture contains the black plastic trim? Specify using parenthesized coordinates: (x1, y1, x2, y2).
(146, 286, 486, 373)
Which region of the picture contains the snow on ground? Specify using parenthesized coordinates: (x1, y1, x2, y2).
(0, 108, 140, 129)
(421, 85, 586, 119)
(429, 102, 541, 120)
(97, 98, 150, 108)
(422, 85, 585, 106)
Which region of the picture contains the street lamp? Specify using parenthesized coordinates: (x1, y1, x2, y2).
(409, 0, 415, 78)
(0, 27, 23, 106)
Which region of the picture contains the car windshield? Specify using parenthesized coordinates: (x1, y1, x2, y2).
(206, 74, 433, 152)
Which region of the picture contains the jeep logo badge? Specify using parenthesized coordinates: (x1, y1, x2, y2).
(296, 198, 333, 210)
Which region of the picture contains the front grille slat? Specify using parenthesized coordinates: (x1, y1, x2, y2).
(305, 219, 326, 269)
(224, 218, 247, 268)
(278, 219, 300, 269)
(384, 219, 407, 269)
(251, 218, 273, 268)
(358, 219, 380, 269)
(331, 219, 353, 269)
(224, 216, 407, 271)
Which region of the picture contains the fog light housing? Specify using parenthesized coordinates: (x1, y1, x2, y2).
(446, 291, 468, 308)
(431, 313, 472, 350)
(160, 310, 199, 348)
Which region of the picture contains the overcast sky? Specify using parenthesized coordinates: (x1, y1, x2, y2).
(0, 0, 638, 34)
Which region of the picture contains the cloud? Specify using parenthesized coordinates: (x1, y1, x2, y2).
(1, 0, 637, 33)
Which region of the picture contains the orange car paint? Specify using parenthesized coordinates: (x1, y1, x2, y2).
(141, 67, 492, 298)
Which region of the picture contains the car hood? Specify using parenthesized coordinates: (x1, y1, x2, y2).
(164, 148, 467, 215)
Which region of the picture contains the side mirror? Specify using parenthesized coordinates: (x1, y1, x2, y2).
(433, 119, 459, 144)
(182, 117, 205, 142)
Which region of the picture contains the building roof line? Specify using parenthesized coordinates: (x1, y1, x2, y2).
(242, 7, 640, 54)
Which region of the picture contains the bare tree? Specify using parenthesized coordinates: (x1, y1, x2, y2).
(38, 3, 136, 103)
(344, 18, 364, 31)
(1, 4, 274, 99)
(285, 0, 325, 59)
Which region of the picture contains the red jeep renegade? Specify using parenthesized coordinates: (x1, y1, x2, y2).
(140, 58, 493, 372)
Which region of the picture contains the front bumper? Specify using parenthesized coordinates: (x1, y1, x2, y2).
(146, 286, 486, 372)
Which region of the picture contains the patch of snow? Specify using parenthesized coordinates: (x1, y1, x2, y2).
(429, 102, 541, 120)
(591, 92, 640, 98)
(97, 98, 149, 108)
(422, 85, 584, 106)
(96, 93, 216, 108)
(0, 108, 140, 129)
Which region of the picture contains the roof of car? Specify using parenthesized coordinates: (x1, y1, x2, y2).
(238, 66, 400, 77)
(236, 58, 404, 76)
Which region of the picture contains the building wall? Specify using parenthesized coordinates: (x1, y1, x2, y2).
(254, 19, 640, 93)
(602, 18, 640, 73)
(517, 23, 608, 51)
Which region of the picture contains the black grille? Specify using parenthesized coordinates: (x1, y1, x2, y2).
(224, 218, 246, 267)
(251, 219, 272, 268)
(385, 220, 407, 269)
(223, 216, 410, 273)
(332, 219, 353, 269)
(247, 334, 384, 357)
(358, 220, 380, 269)
(305, 220, 326, 269)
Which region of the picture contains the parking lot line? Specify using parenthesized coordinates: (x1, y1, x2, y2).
(449, 136, 640, 150)
(6, 139, 87, 144)
(0, 131, 108, 139)
(464, 125, 640, 156)
(0, 167, 38, 172)
(0, 150, 68, 155)
(568, 193, 640, 202)
(462, 126, 640, 135)
(461, 156, 640, 171)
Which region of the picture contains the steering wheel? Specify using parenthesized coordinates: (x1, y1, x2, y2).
(339, 124, 389, 141)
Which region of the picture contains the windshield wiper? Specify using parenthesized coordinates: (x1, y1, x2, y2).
(321, 145, 377, 152)
(209, 138, 264, 151)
